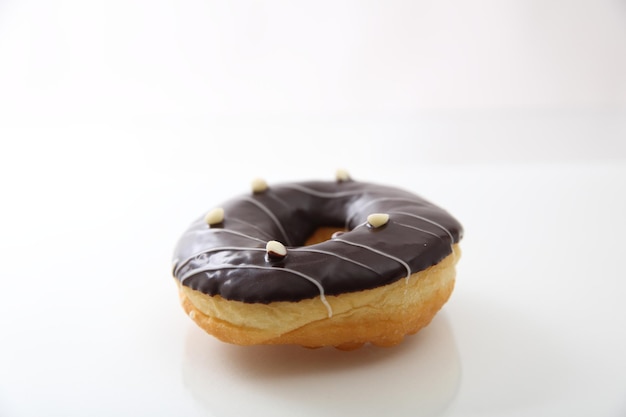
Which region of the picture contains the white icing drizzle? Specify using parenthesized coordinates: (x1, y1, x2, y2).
(279, 184, 368, 199)
(183, 265, 332, 317)
(240, 196, 292, 246)
(207, 228, 266, 243)
(228, 218, 275, 240)
(175, 246, 266, 277)
(265, 192, 297, 221)
(291, 247, 380, 275)
(395, 222, 445, 240)
(389, 211, 454, 243)
(344, 197, 425, 228)
(333, 237, 412, 282)
(175, 184, 459, 309)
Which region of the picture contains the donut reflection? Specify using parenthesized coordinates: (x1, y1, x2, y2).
(182, 313, 461, 417)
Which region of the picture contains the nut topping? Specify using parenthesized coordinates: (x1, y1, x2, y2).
(266, 240, 287, 260)
(335, 169, 350, 182)
(251, 178, 269, 193)
(367, 213, 389, 228)
(204, 208, 224, 226)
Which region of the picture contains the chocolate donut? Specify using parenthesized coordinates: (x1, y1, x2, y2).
(172, 172, 463, 349)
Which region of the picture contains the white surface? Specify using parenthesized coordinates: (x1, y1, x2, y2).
(1, 1, 626, 416)
(1, 158, 625, 417)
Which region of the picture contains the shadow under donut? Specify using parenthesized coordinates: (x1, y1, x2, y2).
(182, 313, 461, 417)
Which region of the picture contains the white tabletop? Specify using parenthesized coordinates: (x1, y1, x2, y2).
(1, 1, 626, 415)
(1, 143, 625, 416)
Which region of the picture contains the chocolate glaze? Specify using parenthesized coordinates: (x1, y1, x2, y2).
(172, 180, 463, 304)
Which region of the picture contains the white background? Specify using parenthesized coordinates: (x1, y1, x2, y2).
(1, 1, 625, 416)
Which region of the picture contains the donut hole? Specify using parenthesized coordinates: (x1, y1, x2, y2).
(303, 226, 347, 246)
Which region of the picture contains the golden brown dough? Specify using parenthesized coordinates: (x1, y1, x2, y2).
(178, 244, 460, 349)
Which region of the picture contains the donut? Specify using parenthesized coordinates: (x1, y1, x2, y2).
(172, 171, 463, 349)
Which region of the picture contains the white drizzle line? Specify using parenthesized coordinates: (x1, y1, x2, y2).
(228, 218, 275, 240)
(174, 246, 265, 277)
(208, 229, 266, 243)
(182, 265, 332, 317)
(333, 238, 412, 282)
(389, 211, 454, 243)
(267, 191, 291, 210)
(344, 197, 425, 228)
(395, 222, 444, 240)
(279, 184, 367, 198)
(291, 247, 380, 275)
(240, 196, 292, 246)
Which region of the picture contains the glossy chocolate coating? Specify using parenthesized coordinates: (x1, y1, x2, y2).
(172, 180, 463, 303)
